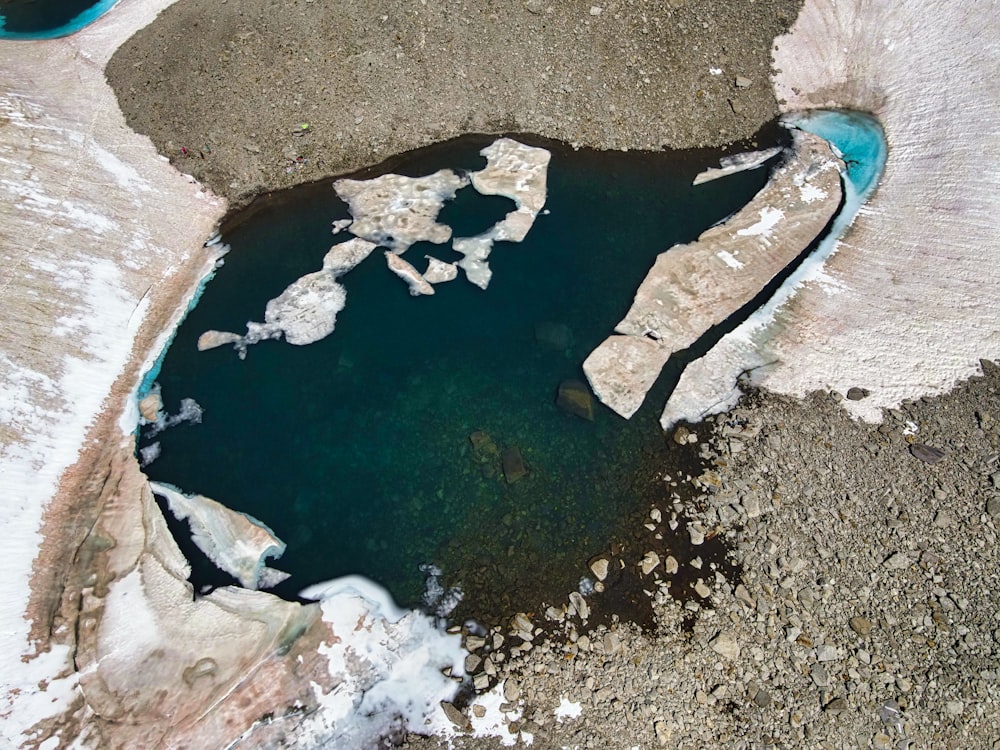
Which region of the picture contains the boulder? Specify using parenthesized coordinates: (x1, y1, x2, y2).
(501, 446, 528, 484)
(556, 379, 594, 421)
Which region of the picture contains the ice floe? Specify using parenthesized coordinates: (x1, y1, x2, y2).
(151, 482, 288, 590)
(693, 146, 783, 185)
(198, 237, 376, 356)
(334, 169, 468, 253)
(452, 138, 551, 289)
(584, 129, 843, 419)
(385, 251, 435, 296)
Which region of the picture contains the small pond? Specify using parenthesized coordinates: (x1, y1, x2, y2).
(139, 131, 786, 624)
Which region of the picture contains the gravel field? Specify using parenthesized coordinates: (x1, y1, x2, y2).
(409, 364, 1000, 749)
(107, 0, 800, 206)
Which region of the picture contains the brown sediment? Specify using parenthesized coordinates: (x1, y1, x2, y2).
(105, 0, 804, 207)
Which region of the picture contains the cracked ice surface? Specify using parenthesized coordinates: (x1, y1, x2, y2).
(334, 169, 468, 253)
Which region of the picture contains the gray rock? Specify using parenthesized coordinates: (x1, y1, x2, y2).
(753, 687, 771, 708)
(824, 696, 848, 714)
(735, 75, 753, 89)
(987, 496, 1000, 519)
(846, 387, 871, 401)
(909, 443, 946, 464)
(441, 700, 471, 731)
(811, 663, 830, 688)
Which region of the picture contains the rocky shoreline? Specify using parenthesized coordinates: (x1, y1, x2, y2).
(412, 365, 1000, 749)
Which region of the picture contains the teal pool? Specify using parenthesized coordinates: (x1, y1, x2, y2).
(139, 132, 781, 623)
(0, 0, 117, 39)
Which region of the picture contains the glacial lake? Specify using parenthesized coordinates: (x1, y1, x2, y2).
(139, 132, 784, 624)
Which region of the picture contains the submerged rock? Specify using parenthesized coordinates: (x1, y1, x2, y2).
(556, 379, 595, 421)
(469, 430, 499, 460)
(535, 321, 574, 352)
(501, 446, 528, 483)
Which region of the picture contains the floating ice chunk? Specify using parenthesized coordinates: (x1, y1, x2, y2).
(144, 397, 203, 437)
(263, 268, 348, 344)
(419, 563, 464, 618)
(197, 329, 247, 352)
(451, 139, 551, 289)
(423, 255, 458, 284)
(331, 218, 352, 235)
(139, 441, 161, 468)
(452, 236, 494, 290)
(150, 482, 287, 591)
(385, 251, 435, 296)
(586, 130, 842, 419)
(322, 236, 377, 274)
(693, 146, 782, 185)
(199, 238, 377, 355)
(334, 169, 468, 253)
(257, 566, 292, 590)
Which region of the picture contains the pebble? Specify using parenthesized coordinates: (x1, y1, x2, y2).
(812, 663, 830, 687)
(590, 557, 610, 581)
(987, 496, 1000, 519)
(641, 551, 661, 575)
(694, 579, 711, 598)
(664, 555, 679, 575)
(850, 616, 873, 637)
(688, 522, 706, 545)
(709, 630, 740, 660)
(817, 644, 840, 662)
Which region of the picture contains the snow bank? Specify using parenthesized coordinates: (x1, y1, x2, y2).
(662, 110, 887, 428)
(755, 0, 1000, 420)
(1, 0, 227, 742)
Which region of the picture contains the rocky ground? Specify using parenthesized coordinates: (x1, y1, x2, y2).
(408, 362, 1000, 749)
(106, 0, 800, 207)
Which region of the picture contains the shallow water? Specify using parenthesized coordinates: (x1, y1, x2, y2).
(140, 133, 781, 622)
(0, 0, 116, 39)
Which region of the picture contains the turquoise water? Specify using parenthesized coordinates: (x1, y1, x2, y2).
(140, 133, 780, 623)
(0, 0, 117, 39)
(787, 109, 887, 198)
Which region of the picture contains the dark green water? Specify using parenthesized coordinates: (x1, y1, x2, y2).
(140, 133, 779, 624)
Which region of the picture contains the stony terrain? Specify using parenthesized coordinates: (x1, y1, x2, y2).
(408, 362, 1000, 749)
(106, 0, 801, 206)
